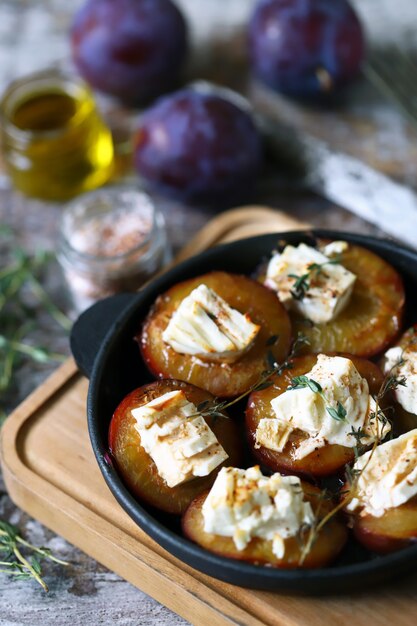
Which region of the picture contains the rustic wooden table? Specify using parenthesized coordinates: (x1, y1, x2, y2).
(1, 0, 417, 624)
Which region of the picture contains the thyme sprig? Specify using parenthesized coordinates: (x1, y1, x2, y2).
(194, 333, 310, 420)
(0, 228, 71, 418)
(289, 257, 341, 301)
(0, 520, 68, 591)
(297, 360, 400, 565)
(288, 375, 347, 422)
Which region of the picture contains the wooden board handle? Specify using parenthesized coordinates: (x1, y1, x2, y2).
(175, 205, 308, 263)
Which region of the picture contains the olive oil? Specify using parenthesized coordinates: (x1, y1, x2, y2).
(0, 71, 114, 200)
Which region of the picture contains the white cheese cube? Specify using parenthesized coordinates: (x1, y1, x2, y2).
(347, 429, 417, 517)
(202, 466, 314, 559)
(265, 243, 356, 323)
(256, 355, 390, 459)
(382, 345, 417, 415)
(131, 390, 228, 488)
(162, 284, 260, 362)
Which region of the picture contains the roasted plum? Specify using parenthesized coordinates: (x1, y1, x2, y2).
(380, 325, 417, 434)
(139, 271, 292, 398)
(108, 379, 242, 515)
(246, 354, 385, 479)
(248, 0, 365, 98)
(133, 88, 263, 201)
(262, 241, 404, 358)
(71, 0, 188, 104)
(350, 497, 417, 554)
(182, 483, 348, 568)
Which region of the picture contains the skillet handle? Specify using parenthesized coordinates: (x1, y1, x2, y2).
(70, 293, 137, 379)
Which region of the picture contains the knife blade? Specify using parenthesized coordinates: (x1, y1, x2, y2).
(304, 136, 417, 248)
(258, 114, 417, 248)
(187, 82, 417, 247)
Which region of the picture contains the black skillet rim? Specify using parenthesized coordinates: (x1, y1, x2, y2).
(87, 229, 417, 593)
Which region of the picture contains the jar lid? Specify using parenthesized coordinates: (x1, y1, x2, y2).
(60, 185, 158, 261)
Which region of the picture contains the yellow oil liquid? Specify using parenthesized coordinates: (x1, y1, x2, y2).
(2, 82, 114, 200)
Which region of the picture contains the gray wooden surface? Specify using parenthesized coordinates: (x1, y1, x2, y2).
(1, 1, 417, 624)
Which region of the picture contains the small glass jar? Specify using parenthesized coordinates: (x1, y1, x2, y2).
(58, 186, 171, 312)
(0, 69, 114, 200)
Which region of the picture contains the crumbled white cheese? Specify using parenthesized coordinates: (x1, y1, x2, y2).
(320, 240, 349, 258)
(131, 390, 228, 488)
(382, 344, 417, 415)
(347, 429, 417, 517)
(202, 466, 315, 559)
(162, 284, 260, 362)
(256, 355, 390, 459)
(265, 243, 356, 323)
(255, 419, 293, 453)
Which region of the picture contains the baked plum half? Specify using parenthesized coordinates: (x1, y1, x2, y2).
(182, 483, 347, 568)
(246, 354, 385, 479)
(380, 325, 417, 435)
(139, 271, 292, 398)
(108, 379, 242, 515)
(350, 497, 417, 554)
(262, 241, 404, 358)
(343, 428, 417, 553)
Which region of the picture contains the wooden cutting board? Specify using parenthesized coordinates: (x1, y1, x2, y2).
(1, 206, 417, 626)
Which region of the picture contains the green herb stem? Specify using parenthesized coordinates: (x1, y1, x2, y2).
(0, 523, 69, 591)
(28, 277, 72, 332)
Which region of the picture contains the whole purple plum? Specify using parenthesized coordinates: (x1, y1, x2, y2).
(133, 89, 263, 202)
(71, 0, 188, 104)
(249, 0, 365, 98)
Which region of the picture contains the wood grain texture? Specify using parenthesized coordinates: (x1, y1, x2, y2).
(1, 1, 416, 624)
(2, 208, 417, 626)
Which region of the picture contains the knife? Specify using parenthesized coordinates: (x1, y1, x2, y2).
(163, 82, 417, 247)
(257, 114, 417, 248)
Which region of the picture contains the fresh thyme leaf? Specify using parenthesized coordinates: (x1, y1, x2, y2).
(0, 520, 18, 540)
(288, 256, 342, 302)
(326, 402, 347, 422)
(288, 375, 347, 421)
(297, 360, 399, 565)
(0, 228, 71, 423)
(188, 334, 308, 421)
(349, 425, 369, 446)
(196, 400, 210, 412)
(288, 375, 323, 394)
(31, 556, 42, 576)
(289, 273, 310, 301)
(0, 520, 69, 591)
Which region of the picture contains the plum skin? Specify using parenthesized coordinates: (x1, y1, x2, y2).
(133, 89, 263, 201)
(246, 354, 385, 480)
(71, 0, 188, 104)
(183, 484, 348, 568)
(108, 379, 242, 515)
(139, 271, 292, 398)
(380, 325, 417, 435)
(248, 0, 365, 97)
(342, 487, 417, 554)
(260, 240, 405, 358)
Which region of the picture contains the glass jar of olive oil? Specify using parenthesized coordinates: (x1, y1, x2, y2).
(0, 69, 114, 200)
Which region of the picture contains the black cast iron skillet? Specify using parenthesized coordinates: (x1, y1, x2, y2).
(71, 230, 417, 594)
